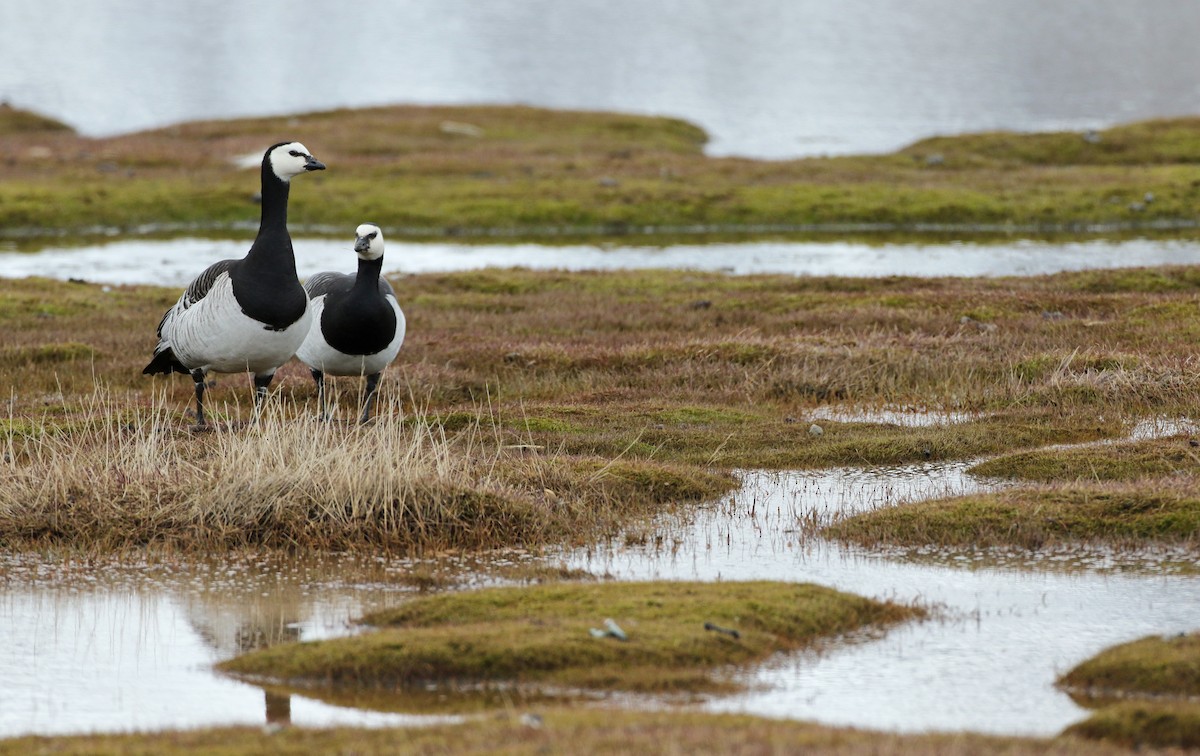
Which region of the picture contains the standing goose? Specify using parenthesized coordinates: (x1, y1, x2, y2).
(296, 224, 405, 422)
(143, 141, 325, 426)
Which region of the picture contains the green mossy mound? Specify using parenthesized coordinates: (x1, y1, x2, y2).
(1059, 632, 1200, 701)
(0, 103, 73, 135)
(219, 581, 922, 696)
(825, 483, 1200, 550)
(969, 436, 1200, 482)
(1063, 701, 1200, 750)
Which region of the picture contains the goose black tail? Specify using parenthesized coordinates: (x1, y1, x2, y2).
(142, 347, 191, 376)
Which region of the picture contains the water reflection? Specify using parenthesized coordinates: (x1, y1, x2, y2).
(0, 554, 455, 737)
(4, 236, 1200, 286)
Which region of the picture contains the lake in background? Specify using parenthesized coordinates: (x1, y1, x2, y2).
(3, 0, 1200, 158)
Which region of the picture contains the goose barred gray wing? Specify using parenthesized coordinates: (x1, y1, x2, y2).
(303, 270, 354, 299)
(155, 259, 239, 338)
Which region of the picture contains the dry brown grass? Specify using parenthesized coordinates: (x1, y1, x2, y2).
(0, 709, 1159, 756)
(6, 266, 1200, 551)
(0, 386, 730, 551)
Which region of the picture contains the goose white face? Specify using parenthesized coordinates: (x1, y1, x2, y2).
(267, 141, 325, 181)
(353, 224, 384, 261)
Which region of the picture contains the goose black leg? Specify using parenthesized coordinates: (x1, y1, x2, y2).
(191, 369, 207, 428)
(359, 372, 382, 424)
(310, 369, 326, 420)
(252, 372, 274, 421)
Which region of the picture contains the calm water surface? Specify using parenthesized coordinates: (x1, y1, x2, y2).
(4, 454, 1198, 738)
(4, 237, 1200, 285)
(3, 1, 1200, 157)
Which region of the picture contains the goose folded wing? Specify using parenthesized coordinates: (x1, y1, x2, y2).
(156, 259, 239, 338)
(304, 271, 355, 298)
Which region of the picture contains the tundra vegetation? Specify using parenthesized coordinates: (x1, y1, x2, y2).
(3, 103, 1200, 751)
(4, 102, 1200, 236)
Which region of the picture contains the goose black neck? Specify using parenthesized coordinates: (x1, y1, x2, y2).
(228, 160, 307, 330)
(353, 257, 384, 294)
(256, 162, 291, 243)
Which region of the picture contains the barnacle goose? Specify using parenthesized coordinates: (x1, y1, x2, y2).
(296, 224, 406, 422)
(142, 141, 326, 426)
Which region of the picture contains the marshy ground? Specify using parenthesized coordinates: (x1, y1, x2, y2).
(3, 104, 1200, 751)
(4, 265, 1200, 553)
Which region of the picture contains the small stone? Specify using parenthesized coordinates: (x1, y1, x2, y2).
(1144, 192, 1155, 203)
(1128, 202, 1145, 212)
(808, 423, 824, 437)
(1083, 129, 1102, 144)
(603, 618, 627, 640)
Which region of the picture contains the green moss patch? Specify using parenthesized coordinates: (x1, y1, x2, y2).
(0, 342, 95, 368)
(824, 483, 1200, 550)
(1059, 633, 1200, 702)
(219, 581, 921, 696)
(1063, 701, 1200, 750)
(970, 436, 1200, 482)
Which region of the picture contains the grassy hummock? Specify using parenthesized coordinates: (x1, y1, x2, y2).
(218, 581, 921, 696)
(1059, 632, 1200, 702)
(824, 481, 1200, 550)
(1063, 701, 1200, 751)
(968, 435, 1200, 482)
(0, 390, 733, 552)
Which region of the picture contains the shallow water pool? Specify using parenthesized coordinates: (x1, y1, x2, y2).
(3, 459, 1196, 738)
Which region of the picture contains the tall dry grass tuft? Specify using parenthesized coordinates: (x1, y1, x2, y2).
(1, 383, 732, 552)
(0, 385, 546, 551)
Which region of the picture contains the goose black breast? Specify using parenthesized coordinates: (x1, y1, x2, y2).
(230, 259, 310, 331)
(320, 283, 398, 356)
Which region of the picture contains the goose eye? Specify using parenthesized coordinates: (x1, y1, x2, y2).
(288, 150, 302, 157)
